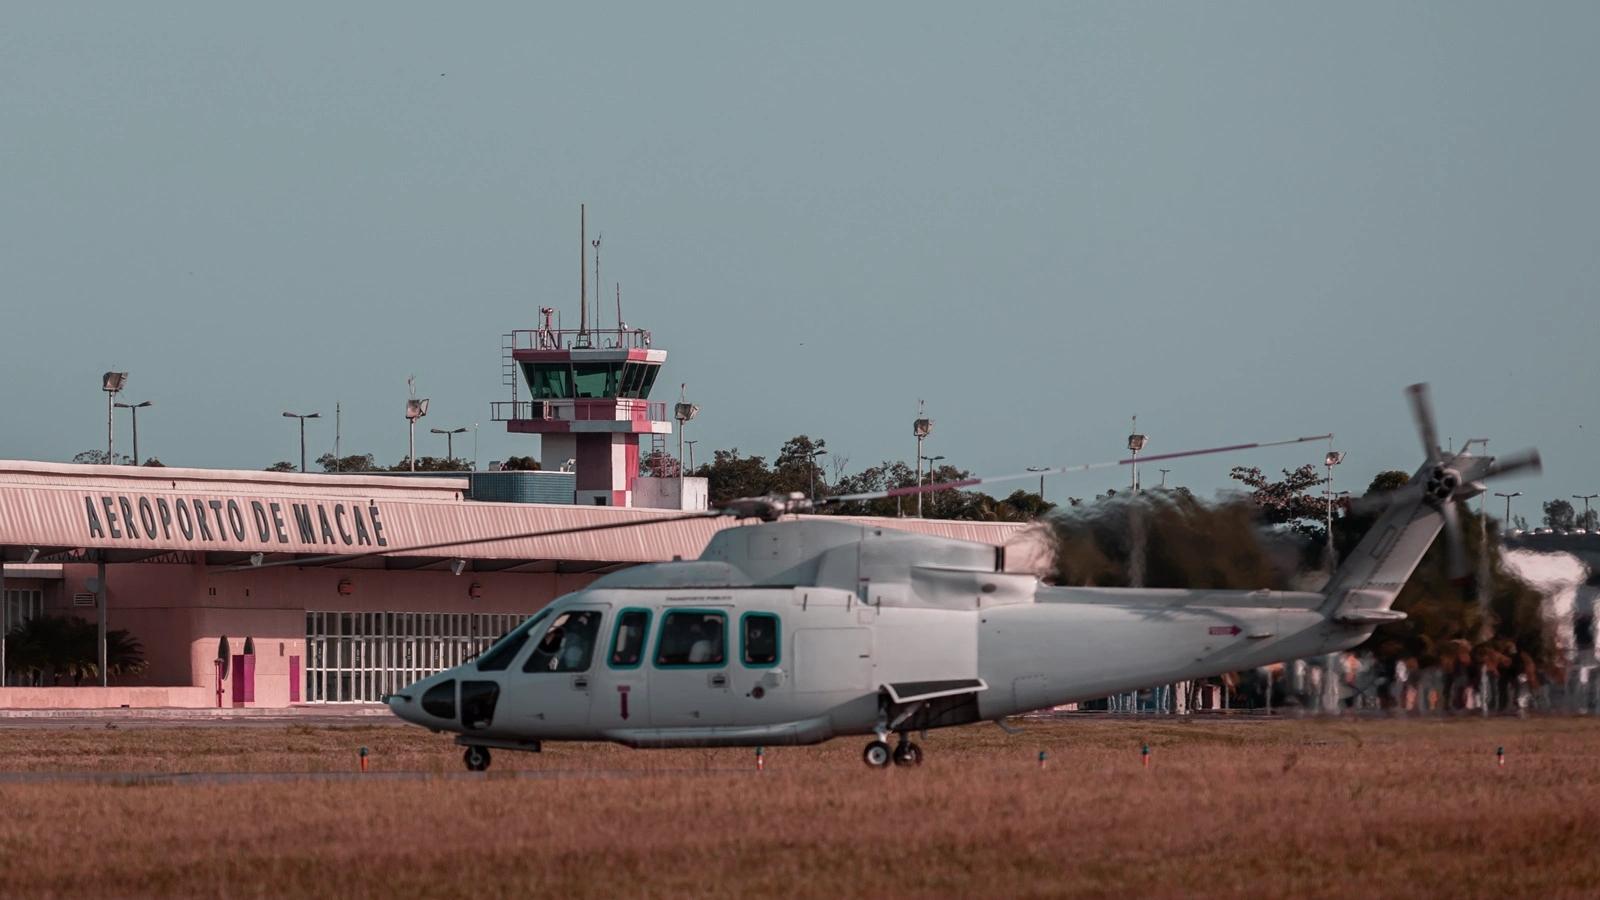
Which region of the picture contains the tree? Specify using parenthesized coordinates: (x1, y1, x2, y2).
(1580, 507, 1599, 532)
(772, 435, 829, 497)
(316, 452, 377, 473)
(141, 458, 166, 467)
(829, 460, 916, 517)
(500, 456, 541, 471)
(1367, 470, 1412, 494)
(1543, 499, 1576, 531)
(693, 449, 773, 507)
(1228, 464, 1328, 536)
(72, 450, 131, 465)
(5, 616, 147, 686)
(641, 448, 680, 479)
(264, 461, 296, 473)
(391, 456, 470, 472)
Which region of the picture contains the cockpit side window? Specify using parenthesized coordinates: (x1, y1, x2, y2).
(655, 610, 727, 667)
(476, 609, 550, 671)
(608, 609, 652, 669)
(741, 612, 780, 668)
(523, 609, 604, 673)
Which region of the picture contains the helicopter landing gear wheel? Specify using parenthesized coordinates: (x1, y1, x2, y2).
(463, 745, 491, 772)
(862, 740, 892, 769)
(892, 741, 924, 767)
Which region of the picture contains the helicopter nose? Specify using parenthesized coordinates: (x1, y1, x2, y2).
(384, 686, 423, 725)
(385, 672, 458, 727)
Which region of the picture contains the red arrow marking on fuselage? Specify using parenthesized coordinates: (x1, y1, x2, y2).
(1208, 625, 1242, 636)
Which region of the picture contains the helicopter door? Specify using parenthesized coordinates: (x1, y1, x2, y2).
(506, 606, 605, 739)
(647, 608, 733, 728)
(592, 607, 653, 731)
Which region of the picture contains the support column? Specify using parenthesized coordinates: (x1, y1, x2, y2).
(97, 555, 108, 688)
(1, 553, 8, 687)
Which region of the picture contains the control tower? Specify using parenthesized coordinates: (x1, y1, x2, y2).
(491, 210, 671, 506)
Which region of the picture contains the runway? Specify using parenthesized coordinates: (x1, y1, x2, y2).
(0, 767, 749, 786)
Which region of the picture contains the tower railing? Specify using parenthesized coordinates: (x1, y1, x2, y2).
(491, 399, 667, 423)
(507, 326, 654, 352)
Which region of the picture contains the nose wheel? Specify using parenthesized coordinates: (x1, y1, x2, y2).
(463, 745, 491, 772)
(862, 740, 892, 768)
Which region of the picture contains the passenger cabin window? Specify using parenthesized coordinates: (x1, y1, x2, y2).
(523, 610, 603, 673)
(476, 610, 549, 671)
(742, 613, 780, 667)
(609, 610, 651, 669)
(655, 611, 726, 667)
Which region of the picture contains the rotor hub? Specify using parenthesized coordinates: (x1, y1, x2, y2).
(1424, 466, 1460, 504)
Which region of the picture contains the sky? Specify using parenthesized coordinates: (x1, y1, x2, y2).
(2, 3, 1595, 522)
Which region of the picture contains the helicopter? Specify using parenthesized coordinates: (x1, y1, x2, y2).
(354, 384, 1537, 769)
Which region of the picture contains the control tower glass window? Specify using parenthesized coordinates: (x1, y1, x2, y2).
(524, 363, 572, 400)
(573, 362, 621, 398)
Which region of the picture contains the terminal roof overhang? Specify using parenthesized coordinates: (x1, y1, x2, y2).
(0, 460, 1037, 573)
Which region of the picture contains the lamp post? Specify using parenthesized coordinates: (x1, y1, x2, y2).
(101, 372, 127, 463)
(920, 455, 946, 514)
(913, 404, 933, 518)
(1495, 491, 1522, 532)
(282, 411, 321, 473)
(430, 426, 468, 464)
(674, 388, 700, 498)
(1026, 466, 1049, 500)
(114, 400, 152, 465)
(685, 440, 699, 472)
(1323, 450, 1345, 569)
(1158, 468, 1171, 489)
(1568, 493, 1593, 528)
(405, 392, 429, 473)
(808, 448, 829, 501)
(1127, 417, 1147, 493)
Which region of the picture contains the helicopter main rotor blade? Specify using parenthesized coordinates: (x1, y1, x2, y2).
(1482, 448, 1542, 481)
(1406, 383, 1443, 466)
(217, 511, 724, 572)
(820, 432, 1334, 505)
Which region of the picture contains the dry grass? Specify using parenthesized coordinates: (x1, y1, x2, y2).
(1, 717, 1598, 898)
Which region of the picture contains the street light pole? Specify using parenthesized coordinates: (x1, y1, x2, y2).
(685, 440, 698, 472)
(114, 400, 152, 465)
(1026, 466, 1048, 500)
(913, 403, 933, 518)
(1158, 468, 1170, 489)
(1323, 450, 1345, 570)
(1127, 417, 1147, 493)
(1495, 491, 1523, 531)
(101, 372, 127, 464)
(808, 448, 829, 501)
(282, 411, 322, 472)
(1568, 493, 1593, 528)
(430, 427, 468, 465)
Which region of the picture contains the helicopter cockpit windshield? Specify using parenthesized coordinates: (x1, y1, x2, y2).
(524, 610, 603, 672)
(476, 608, 552, 671)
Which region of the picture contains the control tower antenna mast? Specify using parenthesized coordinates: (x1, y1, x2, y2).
(578, 204, 589, 346)
(592, 232, 603, 335)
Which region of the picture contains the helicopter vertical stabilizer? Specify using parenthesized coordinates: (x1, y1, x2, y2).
(1322, 384, 1540, 623)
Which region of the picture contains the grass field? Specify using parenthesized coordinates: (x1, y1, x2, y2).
(1, 717, 1598, 898)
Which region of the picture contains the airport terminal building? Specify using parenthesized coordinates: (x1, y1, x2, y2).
(0, 460, 1034, 708)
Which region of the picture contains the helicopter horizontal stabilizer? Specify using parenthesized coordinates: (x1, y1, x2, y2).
(1333, 608, 1407, 626)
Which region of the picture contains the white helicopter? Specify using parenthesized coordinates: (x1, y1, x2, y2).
(370, 384, 1535, 770)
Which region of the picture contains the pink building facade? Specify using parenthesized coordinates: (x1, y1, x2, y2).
(0, 460, 1036, 708)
